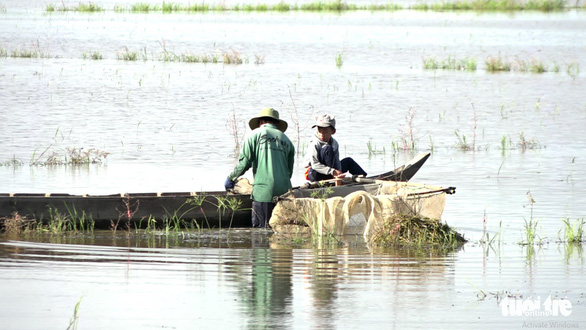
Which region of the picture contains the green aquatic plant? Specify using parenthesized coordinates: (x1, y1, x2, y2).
(310, 187, 334, 200)
(423, 56, 440, 70)
(463, 57, 478, 71)
(0, 156, 24, 167)
(63, 203, 94, 233)
(131, 2, 156, 12)
(225, 197, 244, 230)
(29, 147, 109, 166)
(161, 2, 182, 12)
(222, 50, 242, 64)
(162, 200, 199, 233)
(76, 2, 103, 12)
(116, 47, 148, 61)
(66, 147, 110, 164)
(82, 51, 103, 60)
(561, 218, 584, 243)
(66, 297, 82, 330)
(10, 41, 50, 59)
(423, 55, 477, 71)
(335, 53, 343, 68)
(522, 218, 539, 245)
(520, 190, 541, 245)
(454, 129, 473, 151)
(567, 62, 580, 78)
(117, 48, 137, 61)
(300, 0, 353, 11)
(47, 2, 103, 12)
(529, 59, 546, 73)
(370, 213, 466, 247)
(213, 196, 230, 230)
(485, 55, 511, 72)
(368, 3, 402, 10)
(367, 139, 385, 157)
(188, 194, 211, 229)
(517, 132, 540, 150)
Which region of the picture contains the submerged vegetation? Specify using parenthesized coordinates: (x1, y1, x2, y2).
(371, 214, 466, 247)
(45, 0, 572, 13)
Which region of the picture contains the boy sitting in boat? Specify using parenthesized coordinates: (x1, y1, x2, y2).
(304, 114, 367, 184)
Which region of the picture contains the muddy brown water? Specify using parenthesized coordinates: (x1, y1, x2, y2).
(1, 1, 585, 328)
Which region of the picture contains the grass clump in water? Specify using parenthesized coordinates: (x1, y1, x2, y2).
(0, 208, 95, 235)
(371, 214, 466, 247)
(560, 218, 584, 243)
(30, 146, 109, 166)
(222, 50, 243, 64)
(0, 156, 24, 167)
(76, 2, 103, 12)
(0, 213, 35, 236)
(423, 55, 477, 71)
(82, 51, 103, 60)
(335, 53, 343, 68)
(485, 55, 512, 72)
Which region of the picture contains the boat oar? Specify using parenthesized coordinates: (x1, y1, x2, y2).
(407, 187, 456, 196)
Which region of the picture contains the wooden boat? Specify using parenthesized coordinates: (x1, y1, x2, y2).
(0, 153, 431, 229)
(0, 191, 253, 229)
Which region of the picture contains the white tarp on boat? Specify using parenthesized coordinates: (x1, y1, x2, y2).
(269, 181, 451, 243)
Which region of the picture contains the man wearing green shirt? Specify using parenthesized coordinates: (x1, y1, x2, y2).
(225, 108, 295, 228)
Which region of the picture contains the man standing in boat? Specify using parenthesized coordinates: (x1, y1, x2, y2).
(304, 114, 367, 183)
(225, 108, 295, 228)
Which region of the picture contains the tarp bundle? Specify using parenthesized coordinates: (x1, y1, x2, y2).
(269, 181, 449, 243)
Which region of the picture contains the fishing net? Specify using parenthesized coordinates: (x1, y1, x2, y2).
(269, 181, 448, 243)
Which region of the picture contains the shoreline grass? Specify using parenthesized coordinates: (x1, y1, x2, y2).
(46, 0, 572, 13)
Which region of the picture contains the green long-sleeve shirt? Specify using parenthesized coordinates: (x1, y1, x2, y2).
(228, 123, 295, 203)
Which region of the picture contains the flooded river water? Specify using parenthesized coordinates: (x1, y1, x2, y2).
(1, 1, 585, 328)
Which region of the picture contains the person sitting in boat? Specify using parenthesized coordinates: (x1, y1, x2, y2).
(225, 107, 295, 228)
(304, 114, 367, 183)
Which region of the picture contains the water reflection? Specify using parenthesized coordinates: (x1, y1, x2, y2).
(238, 248, 293, 329)
(1, 231, 585, 327)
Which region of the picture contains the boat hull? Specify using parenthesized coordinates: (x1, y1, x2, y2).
(0, 192, 252, 229)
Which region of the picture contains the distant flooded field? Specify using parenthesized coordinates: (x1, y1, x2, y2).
(1, 1, 585, 328)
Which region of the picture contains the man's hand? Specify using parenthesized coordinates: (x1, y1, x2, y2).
(332, 169, 345, 186)
(224, 178, 235, 191)
(332, 169, 345, 178)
